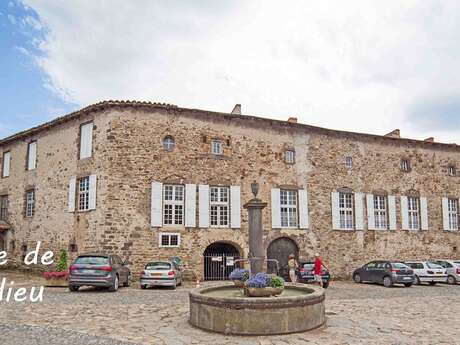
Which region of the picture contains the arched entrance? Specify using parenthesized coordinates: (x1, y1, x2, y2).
(267, 237, 299, 280)
(0, 232, 5, 251)
(203, 242, 241, 281)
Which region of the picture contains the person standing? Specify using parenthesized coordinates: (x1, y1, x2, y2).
(288, 254, 298, 283)
(314, 253, 327, 287)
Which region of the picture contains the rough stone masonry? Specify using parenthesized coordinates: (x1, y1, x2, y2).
(0, 100, 459, 279)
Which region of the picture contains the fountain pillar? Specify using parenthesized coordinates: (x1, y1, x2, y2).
(243, 181, 267, 275)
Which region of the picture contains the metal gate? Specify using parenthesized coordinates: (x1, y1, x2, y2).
(203, 242, 241, 281)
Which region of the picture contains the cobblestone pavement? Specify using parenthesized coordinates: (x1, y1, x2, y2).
(0, 270, 459, 345)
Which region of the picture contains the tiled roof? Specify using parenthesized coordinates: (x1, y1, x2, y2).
(0, 100, 458, 150)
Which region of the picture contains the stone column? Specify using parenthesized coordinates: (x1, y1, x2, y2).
(243, 182, 267, 275)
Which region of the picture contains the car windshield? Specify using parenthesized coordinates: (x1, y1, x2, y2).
(426, 262, 443, 269)
(74, 256, 109, 265)
(392, 263, 408, 269)
(146, 262, 171, 270)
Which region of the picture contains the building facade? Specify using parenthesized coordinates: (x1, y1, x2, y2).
(0, 101, 459, 279)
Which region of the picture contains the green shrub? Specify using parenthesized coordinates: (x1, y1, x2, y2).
(270, 275, 285, 288)
(55, 249, 69, 272)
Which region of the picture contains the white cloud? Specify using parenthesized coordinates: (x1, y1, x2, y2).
(20, 0, 460, 143)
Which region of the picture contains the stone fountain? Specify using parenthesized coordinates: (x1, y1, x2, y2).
(189, 182, 326, 335)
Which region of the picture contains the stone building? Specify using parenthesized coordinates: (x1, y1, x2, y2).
(0, 100, 459, 279)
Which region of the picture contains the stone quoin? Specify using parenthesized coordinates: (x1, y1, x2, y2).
(0, 100, 459, 280)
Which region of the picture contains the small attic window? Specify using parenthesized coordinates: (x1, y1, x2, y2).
(400, 159, 411, 172)
(448, 165, 456, 176)
(162, 136, 175, 151)
(345, 156, 353, 169)
(285, 150, 295, 164)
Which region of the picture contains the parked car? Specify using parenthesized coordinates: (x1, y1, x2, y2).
(297, 261, 330, 288)
(353, 261, 414, 288)
(140, 260, 182, 289)
(431, 260, 460, 285)
(68, 253, 131, 292)
(405, 261, 447, 285)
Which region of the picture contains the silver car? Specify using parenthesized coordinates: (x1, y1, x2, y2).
(432, 260, 460, 285)
(140, 261, 182, 289)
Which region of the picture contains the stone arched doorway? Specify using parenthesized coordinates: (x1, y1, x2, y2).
(203, 242, 241, 281)
(267, 237, 299, 280)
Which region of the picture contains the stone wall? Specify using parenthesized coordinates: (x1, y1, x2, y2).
(1, 103, 459, 278)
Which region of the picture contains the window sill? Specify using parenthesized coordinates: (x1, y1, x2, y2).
(159, 245, 180, 248)
(77, 209, 95, 213)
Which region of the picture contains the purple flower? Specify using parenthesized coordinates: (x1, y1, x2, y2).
(246, 273, 272, 288)
(229, 268, 249, 281)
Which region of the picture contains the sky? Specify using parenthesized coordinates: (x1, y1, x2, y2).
(0, 0, 459, 143)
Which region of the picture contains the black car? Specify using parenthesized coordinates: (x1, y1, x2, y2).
(297, 261, 330, 288)
(353, 260, 414, 288)
(69, 253, 131, 292)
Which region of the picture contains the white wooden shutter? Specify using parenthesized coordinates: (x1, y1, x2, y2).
(80, 122, 93, 159)
(28, 142, 37, 170)
(68, 176, 76, 212)
(298, 189, 309, 229)
(88, 174, 97, 210)
(388, 195, 397, 230)
(185, 184, 196, 227)
(366, 194, 375, 230)
(2, 152, 10, 177)
(331, 191, 340, 230)
(401, 196, 409, 230)
(271, 188, 281, 228)
(354, 192, 364, 230)
(230, 186, 241, 228)
(199, 184, 209, 228)
(151, 182, 163, 227)
(420, 197, 428, 230)
(442, 197, 450, 230)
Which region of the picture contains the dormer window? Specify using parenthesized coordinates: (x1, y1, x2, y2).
(211, 140, 223, 155)
(285, 150, 295, 164)
(162, 136, 175, 151)
(400, 159, 410, 172)
(448, 165, 456, 176)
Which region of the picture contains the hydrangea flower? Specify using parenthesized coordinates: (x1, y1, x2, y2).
(246, 272, 272, 288)
(229, 268, 249, 281)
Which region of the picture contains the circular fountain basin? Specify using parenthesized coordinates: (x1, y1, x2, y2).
(189, 283, 325, 335)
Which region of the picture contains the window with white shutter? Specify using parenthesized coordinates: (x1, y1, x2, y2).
(27, 141, 37, 170)
(2, 151, 10, 177)
(271, 188, 281, 228)
(339, 192, 354, 229)
(68, 177, 76, 212)
(407, 196, 420, 230)
(199, 185, 210, 228)
(163, 185, 184, 226)
(79, 122, 93, 159)
(298, 189, 309, 229)
(78, 176, 90, 211)
(184, 184, 196, 227)
(280, 190, 298, 228)
(210, 186, 229, 227)
(388, 195, 397, 230)
(374, 195, 388, 229)
(230, 186, 241, 228)
(446, 198, 459, 231)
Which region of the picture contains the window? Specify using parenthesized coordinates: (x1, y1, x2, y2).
(448, 165, 456, 176)
(163, 136, 175, 151)
(448, 198, 459, 230)
(78, 177, 90, 211)
(163, 185, 184, 225)
(79, 122, 93, 159)
(400, 159, 410, 172)
(159, 233, 180, 247)
(374, 195, 388, 229)
(339, 192, 354, 229)
(211, 140, 223, 155)
(285, 150, 295, 164)
(0, 195, 8, 221)
(280, 190, 298, 227)
(2, 151, 11, 177)
(210, 187, 229, 227)
(345, 156, 353, 169)
(25, 190, 35, 218)
(27, 141, 37, 170)
(407, 196, 420, 230)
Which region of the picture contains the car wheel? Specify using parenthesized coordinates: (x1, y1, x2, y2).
(69, 285, 79, 292)
(383, 276, 392, 288)
(414, 276, 420, 285)
(108, 275, 119, 292)
(123, 274, 131, 287)
(404, 283, 413, 287)
(447, 275, 457, 285)
(140, 284, 147, 290)
(353, 273, 362, 283)
(322, 281, 329, 289)
(429, 282, 436, 286)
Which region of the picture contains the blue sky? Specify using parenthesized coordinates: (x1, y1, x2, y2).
(1, 1, 459, 143)
(0, 1, 75, 138)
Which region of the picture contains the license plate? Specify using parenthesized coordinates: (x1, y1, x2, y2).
(80, 269, 96, 274)
(151, 273, 162, 277)
(403, 277, 411, 280)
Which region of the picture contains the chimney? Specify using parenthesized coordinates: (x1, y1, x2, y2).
(287, 117, 297, 124)
(231, 104, 241, 115)
(424, 137, 434, 143)
(384, 129, 400, 138)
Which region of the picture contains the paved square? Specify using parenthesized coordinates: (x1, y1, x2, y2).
(0, 270, 458, 345)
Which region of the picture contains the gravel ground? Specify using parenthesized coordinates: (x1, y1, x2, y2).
(0, 270, 459, 345)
